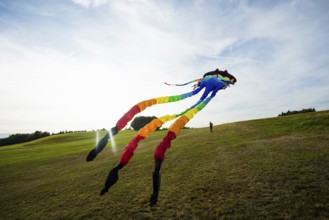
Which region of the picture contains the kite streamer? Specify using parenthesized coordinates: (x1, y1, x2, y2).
(164, 77, 202, 87)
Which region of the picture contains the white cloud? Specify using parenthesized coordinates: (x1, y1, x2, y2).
(0, 0, 328, 133)
(71, 0, 110, 8)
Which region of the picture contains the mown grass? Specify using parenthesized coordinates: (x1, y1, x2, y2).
(0, 111, 328, 219)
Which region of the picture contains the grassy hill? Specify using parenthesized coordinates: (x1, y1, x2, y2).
(0, 111, 328, 219)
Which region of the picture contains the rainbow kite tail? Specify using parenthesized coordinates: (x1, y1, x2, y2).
(154, 96, 213, 161)
(86, 88, 204, 162)
(118, 90, 214, 165)
(119, 114, 177, 165)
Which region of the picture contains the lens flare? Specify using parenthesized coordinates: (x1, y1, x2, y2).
(95, 130, 99, 145)
(109, 129, 117, 154)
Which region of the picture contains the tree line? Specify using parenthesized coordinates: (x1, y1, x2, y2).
(0, 130, 97, 147)
(0, 131, 50, 146)
(130, 116, 191, 131)
(131, 116, 158, 131)
(278, 108, 316, 116)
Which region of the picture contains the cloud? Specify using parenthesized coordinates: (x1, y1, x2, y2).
(71, 0, 110, 8)
(0, 0, 328, 133)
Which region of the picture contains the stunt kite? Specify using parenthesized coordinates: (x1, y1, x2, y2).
(86, 68, 237, 206)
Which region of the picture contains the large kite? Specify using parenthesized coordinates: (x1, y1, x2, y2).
(86, 69, 237, 206)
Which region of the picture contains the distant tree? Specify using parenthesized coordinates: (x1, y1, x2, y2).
(278, 108, 316, 116)
(0, 131, 50, 147)
(131, 116, 157, 131)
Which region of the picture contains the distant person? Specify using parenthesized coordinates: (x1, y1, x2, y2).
(209, 121, 213, 133)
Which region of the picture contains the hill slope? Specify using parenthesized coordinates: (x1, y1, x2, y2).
(0, 111, 328, 219)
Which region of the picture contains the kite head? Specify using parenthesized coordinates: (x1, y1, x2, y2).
(218, 70, 237, 85)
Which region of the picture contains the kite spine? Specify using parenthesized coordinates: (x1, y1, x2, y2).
(164, 78, 202, 87)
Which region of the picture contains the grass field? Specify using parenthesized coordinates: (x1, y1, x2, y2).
(0, 111, 328, 219)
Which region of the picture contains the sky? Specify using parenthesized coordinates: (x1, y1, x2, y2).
(1, 0, 329, 134)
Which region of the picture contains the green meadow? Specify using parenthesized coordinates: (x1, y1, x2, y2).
(0, 111, 328, 219)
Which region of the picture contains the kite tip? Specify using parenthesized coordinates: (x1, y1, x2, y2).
(86, 148, 97, 162)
